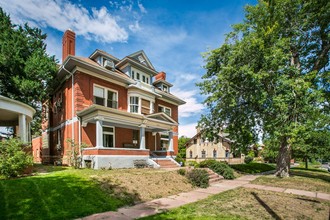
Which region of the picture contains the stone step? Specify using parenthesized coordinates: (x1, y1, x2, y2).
(153, 159, 179, 168)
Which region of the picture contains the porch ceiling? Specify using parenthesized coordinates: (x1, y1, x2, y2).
(77, 105, 177, 131)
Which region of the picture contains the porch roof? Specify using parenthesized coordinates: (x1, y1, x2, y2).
(77, 105, 178, 131)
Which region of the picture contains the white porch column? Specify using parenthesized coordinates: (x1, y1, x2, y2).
(95, 119, 103, 148)
(168, 131, 174, 152)
(139, 125, 146, 149)
(18, 114, 27, 143)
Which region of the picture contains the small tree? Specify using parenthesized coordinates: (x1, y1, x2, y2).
(66, 139, 90, 169)
(0, 138, 33, 178)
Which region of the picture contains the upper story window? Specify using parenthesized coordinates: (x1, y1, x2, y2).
(201, 149, 206, 158)
(163, 85, 169, 92)
(93, 85, 118, 109)
(158, 105, 171, 116)
(130, 68, 151, 85)
(213, 149, 217, 158)
(130, 96, 139, 113)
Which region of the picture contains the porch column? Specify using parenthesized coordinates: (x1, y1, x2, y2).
(18, 114, 27, 143)
(168, 131, 174, 152)
(139, 125, 146, 149)
(95, 119, 103, 148)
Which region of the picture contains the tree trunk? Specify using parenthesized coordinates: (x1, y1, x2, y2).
(305, 156, 308, 169)
(275, 138, 291, 177)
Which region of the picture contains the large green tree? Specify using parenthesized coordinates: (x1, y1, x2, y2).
(0, 8, 57, 135)
(198, 0, 329, 177)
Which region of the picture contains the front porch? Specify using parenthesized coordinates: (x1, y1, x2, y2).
(77, 105, 178, 169)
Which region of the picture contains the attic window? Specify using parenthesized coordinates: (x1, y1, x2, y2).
(163, 85, 168, 92)
(138, 55, 145, 63)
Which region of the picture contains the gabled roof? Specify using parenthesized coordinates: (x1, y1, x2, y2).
(89, 49, 120, 62)
(127, 50, 155, 70)
(153, 79, 173, 87)
(185, 130, 232, 147)
(146, 112, 178, 125)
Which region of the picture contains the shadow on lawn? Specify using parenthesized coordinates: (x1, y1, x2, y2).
(0, 173, 140, 220)
(251, 192, 282, 220)
(290, 170, 330, 183)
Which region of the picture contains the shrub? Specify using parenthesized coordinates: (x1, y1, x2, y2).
(177, 168, 186, 176)
(244, 156, 254, 164)
(175, 155, 185, 167)
(187, 161, 199, 167)
(230, 163, 275, 174)
(199, 160, 235, 179)
(186, 169, 209, 188)
(0, 138, 33, 178)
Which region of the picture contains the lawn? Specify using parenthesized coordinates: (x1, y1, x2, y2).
(140, 188, 330, 220)
(230, 163, 275, 174)
(0, 165, 194, 220)
(251, 168, 330, 193)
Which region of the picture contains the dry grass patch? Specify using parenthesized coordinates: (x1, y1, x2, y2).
(141, 188, 330, 220)
(252, 169, 330, 193)
(90, 168, 194, 203)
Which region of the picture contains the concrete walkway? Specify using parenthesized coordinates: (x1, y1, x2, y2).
(80, 175, 330, 220)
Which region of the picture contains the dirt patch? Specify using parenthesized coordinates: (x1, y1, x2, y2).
(90, 168, 194, 203)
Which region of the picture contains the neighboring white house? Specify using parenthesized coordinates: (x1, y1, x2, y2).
(0, 95, 35, 143)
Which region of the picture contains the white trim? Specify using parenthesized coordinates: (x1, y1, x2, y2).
(93, 84, 118, 109)
(158, 104, 171, 116)
(48, 117, 79, 132)
(102, 125, 115, 148)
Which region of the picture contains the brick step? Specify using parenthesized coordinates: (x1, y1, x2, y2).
(206, 168, 224, 184)
(152, 159, 179, 168)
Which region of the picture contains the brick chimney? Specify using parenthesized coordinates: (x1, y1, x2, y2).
(62, 29, 75, 63)
(155, 71, 166, 81)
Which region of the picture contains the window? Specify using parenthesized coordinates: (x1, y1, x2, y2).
(158, 105, 171, 116)
(201, 149, 206, 158)
(131, 71, 135, 79)
(130, 96, 139, 113)
(190, 150, 193, 158)
(142, 75, 146, 82)
(160, 134, 169, 151)
(56, 129, 61, 151)
(94, 86, 105, 105)
(137, 73, 140, 80)
(93, 85, 118, 109)
(213, 149, 217, 158)
(133, 130, 139, 146)
(163, 85, 168, 92)
(141, 99, 150, 115)
(146, 77, 149, 84)
(107, 90, 117, 108)
(103, 126, 114, 148)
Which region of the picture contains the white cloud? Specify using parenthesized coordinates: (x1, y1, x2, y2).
(179, 123, 197, 138)
(171, 88, 204, 118)
(0, 0, 128, 43)
(129, 20, 141, 32)
(137, 1, 147, 14)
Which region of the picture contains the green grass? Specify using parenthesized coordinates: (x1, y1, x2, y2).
(139, 188, 330, 220)
(0, 168, 134, 220)
(230, 163, 275, 174)
(252, 168, 330, 193)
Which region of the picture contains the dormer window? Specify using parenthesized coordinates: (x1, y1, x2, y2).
(163, 85, 169, 92)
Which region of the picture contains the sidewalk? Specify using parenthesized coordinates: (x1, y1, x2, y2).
(80, 175, 330, 220)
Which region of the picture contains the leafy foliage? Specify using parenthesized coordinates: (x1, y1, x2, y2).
(0, 138, 33, 178)
(186, 169, 209, 188)
(197, 0, 330, 177)
(177, 168, 186, 176)
(178, 136, 190, 158)
(244, 156, 254, 164)
(199, 160, 235, 179)
(0, 8, 57, 134)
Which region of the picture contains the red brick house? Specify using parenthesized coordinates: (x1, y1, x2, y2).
(32, 30, 185, 169)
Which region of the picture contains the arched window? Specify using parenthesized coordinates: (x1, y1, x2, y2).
(201, 149, 206, 158)
(190, 150, 193, 158)
(213, 149, 217, 158)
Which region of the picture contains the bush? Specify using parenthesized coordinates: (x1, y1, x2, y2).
(177, 168, 186, 176)
(244, 156, 254, 164)
(0, 138, 33, 178)
(187, 161, 199, 167)
(230, 163, 275, 174)
(198, 160, 235, 179)
(186, 169, 209, 188)
(175, 155, 185, 167)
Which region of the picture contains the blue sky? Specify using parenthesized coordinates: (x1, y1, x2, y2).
(0, 0, 256, 137)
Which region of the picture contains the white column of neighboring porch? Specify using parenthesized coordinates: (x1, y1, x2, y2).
(168, 131, 174, 152)
(18, 114, 27, 143)
(139, 125, 146, 149)
(95, 119, 103, 148)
